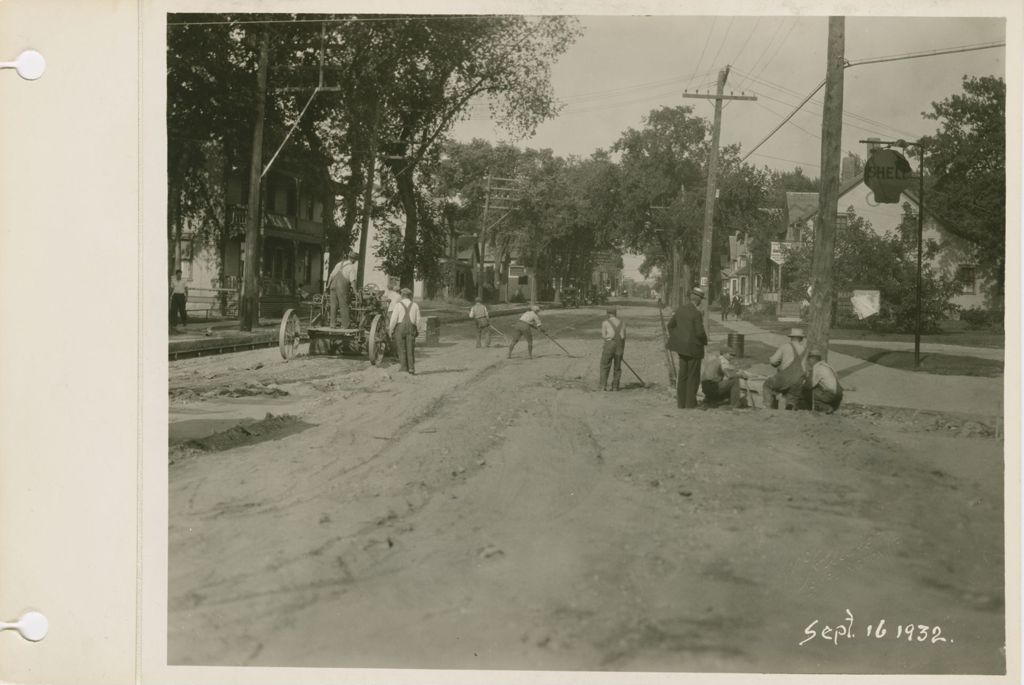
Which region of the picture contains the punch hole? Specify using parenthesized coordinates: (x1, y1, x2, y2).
(0, 611, 49, 642)
(0, 50, 46, 80)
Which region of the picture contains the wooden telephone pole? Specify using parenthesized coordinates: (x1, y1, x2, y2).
(807, 17, 846, 359)
(240, 28, 270, 331)
(476, 174, 519, 301)
(684, 67, 755, 329)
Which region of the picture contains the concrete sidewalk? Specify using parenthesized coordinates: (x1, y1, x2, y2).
(716, 319, 1004, 417)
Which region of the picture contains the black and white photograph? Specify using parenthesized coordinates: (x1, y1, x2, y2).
(163, 5, 1014, 678)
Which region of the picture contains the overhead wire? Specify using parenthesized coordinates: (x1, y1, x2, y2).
(689, 16, 717, 82)
(708, 17, 736, 72)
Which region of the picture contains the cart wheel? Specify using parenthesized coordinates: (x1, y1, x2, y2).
(367, 313, 387, 365)
(279, 308, 302, 359)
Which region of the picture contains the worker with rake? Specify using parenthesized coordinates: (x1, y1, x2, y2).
(468, 296, 491, 348)
(507, 305, 543, 359)
(599, 306, 626, 391)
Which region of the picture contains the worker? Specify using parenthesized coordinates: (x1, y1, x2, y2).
(469, 296, 491, 348)
(700, 344, 747, 408)
(666, 287, 708, 409)
(508, 304, 543, 359)
(719, 290, 731, 321)
(764, 327, 808, 409)
(388, 287, 420, 374)
(327, 251, 359, 328)
(169, 268, 188, 331)
(803, 349, 843, 413)
(599, 306, 626, 391)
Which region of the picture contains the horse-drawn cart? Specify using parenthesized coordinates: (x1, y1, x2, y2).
(278, 283, 390, 364)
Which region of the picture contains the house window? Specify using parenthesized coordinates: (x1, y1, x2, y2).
(956, 265, 977, 295)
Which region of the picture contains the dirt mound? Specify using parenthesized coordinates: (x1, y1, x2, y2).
(841, 403, 1000, 438)
(170, 413, 307, 465)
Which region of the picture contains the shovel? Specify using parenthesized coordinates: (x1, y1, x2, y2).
(621, 357, 647, 387)
(539, 328, 575, 357)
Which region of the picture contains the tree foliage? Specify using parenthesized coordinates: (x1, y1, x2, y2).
(919, 75, 1005, 305)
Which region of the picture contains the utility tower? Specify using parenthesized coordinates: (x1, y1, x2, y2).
(683, 66, 756, 329)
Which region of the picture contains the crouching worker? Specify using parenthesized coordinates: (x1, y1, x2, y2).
(764, 327, 808, 409)
(508, 305, 542, 359)
(700, 345, 747, 408)
(804, 349, 843, 413)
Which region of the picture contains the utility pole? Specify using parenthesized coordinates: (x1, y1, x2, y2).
(807, 17, 846, 359)
(240, 28, 270, 331)
(684, 67, 756, 329)
(477, 172, 491, 300)
(476, 174, 519, 301)
(356, 98, 381, 291)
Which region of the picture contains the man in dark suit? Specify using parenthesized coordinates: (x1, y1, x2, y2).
(666, 287, 709, 409)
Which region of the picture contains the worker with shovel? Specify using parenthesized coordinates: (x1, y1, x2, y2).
(507, 305, 543, 359)
(599, 306, 626, 391)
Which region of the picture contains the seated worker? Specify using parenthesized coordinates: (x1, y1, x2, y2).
(803, 349, 843, 413)
(700, 344, 748, 408)
(763, 327, 808, 409)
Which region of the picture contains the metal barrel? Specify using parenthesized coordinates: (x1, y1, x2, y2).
(727, 332, 745, 358)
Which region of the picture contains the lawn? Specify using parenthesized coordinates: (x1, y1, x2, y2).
(740, 317, 1003, 349)
(828, 343, 1004, 378)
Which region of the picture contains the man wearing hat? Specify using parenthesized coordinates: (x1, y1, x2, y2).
(700, 344, 748, 408)
(468, 296, 491, 348)
(388, 287, 420, 374)
(764, 327, 808, 409)
(666, 287, 709, 408)
(327, 251, 360, 328)
(803, 349, 843, 413)
(508, 304, 543, 359)
(599, 306, 626, 391)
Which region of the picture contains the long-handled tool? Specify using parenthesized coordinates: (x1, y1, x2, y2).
(621, 357, 646, 387)
(657, 301, 677, 387)
(488, 324, 509, 344)
(539, 328, 575, 357)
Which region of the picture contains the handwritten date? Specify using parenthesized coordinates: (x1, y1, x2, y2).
(799, 610, 952, 646)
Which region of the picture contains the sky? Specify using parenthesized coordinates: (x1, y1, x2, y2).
(448, 15, 1007, 281)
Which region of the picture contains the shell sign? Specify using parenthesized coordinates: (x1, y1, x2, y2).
(863, 148, 913, 203)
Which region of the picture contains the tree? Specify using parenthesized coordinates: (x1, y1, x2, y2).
(919, 75, 1005, 306)
(782, 209, 961, 332)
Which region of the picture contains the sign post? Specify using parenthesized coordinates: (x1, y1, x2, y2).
(770, 241, 787, 318)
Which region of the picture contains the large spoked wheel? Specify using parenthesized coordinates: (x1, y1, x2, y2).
(279, 308, 302, 360)
(367, 313, 387, 366)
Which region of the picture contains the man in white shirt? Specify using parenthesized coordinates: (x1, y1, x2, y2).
(388, 287, 420, 374)
(507, 305, 542, 359)
(599, 306, 626, 390)
(327, 251, 359, 328)
(169, 268, 188, 331)
(469, 296, 491, 348)
(700, 345, 748, 408)
(803, 349, 843, 413)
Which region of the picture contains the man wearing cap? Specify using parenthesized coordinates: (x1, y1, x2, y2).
(764, 327, 808, 409)
(169, 268, 188, 331)
(599, 306, 626, 391)
(388, 287, 420, 374)
(469, 296, 491, 348)
(327, 251, 360, 328)
(666, 287, 709, 409)
(700, 344, 748, 408)
(508, 305, 543, 359)
(803, 349, 843, 413)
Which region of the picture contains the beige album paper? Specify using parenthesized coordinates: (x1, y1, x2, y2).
(1, 1, 1021, 684)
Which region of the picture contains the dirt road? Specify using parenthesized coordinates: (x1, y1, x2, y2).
(167, 306, 1005, 674)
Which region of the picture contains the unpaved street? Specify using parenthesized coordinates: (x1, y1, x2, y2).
(168, 305, 1004, 674)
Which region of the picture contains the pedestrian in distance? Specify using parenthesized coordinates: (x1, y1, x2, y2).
(731, 294, 744, 320)
(169, 268, 188, 331)
(666, 287, 709, 409)
(719, 290, 731, 321)
(469, 296, 491, 348)
(327, 251, 359, 328)
(508, 305, 543, 359)
(803, 349, 843, 413)
(388, 287, 420, 374)
(599, 306, 626, 391)
(764, 327, 808, 409)
(700, 344, 748, 408)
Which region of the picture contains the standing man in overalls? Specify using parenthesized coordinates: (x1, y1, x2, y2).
(388, 287, 421, 374)
(469, 296, 491, 348)
(328, 251, 359, 328)
(599, 306, 626, 391)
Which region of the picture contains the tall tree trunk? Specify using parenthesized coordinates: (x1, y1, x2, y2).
(395, 164, 418, 291)
(240, 28, 270, 331)
(356, 98, 381, 290)
(339, 139, 365, 262)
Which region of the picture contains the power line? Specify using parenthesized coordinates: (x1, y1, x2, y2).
(689, 17, 717, 82)
(733, 17, 786, 92)
(728, 17, 761, 69)
(708, 17, 736, 71)
(739, 40, 1005, 162)
(746, 151, 820, 169)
